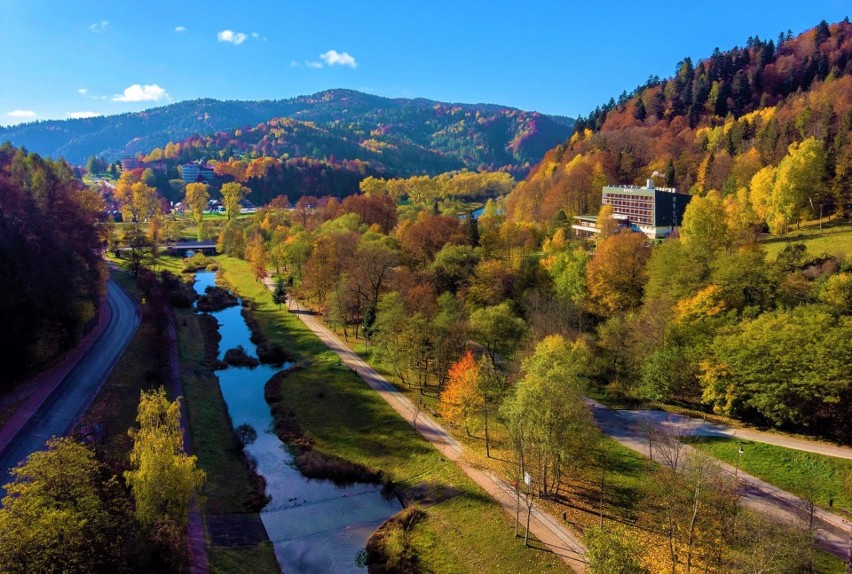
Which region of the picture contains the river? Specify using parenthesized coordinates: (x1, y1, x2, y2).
(192, 272, 401, 573)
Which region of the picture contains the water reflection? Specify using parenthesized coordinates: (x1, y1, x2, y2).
(193, 272, 401, 573)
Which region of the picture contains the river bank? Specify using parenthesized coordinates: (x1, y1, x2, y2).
(193, 270, 402, 573)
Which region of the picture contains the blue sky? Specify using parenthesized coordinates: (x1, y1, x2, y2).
(1, 0, 850, 126)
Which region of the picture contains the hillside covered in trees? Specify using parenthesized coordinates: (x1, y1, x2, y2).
(503, 19, 852, 441)
(508, 19, 852, 229)
(1, 90, 573, 176)
(0, 144, 106, 384)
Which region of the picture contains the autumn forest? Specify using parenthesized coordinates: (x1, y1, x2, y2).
(1, 16, 851, 574)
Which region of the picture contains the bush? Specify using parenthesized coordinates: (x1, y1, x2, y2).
(222, 346, 259, 368)
(364, 507, 426, 574)
(294, 450, 383, 486)
(196, 285, 238, 312)
(234, 424, 258, 447)
(256, 343, 292, 365)
(181, 253, 217, 273)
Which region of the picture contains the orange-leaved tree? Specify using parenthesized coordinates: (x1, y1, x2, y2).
(440, 350, 482, 436)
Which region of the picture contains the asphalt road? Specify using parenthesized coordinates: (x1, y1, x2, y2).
(587, 399, 851, 561)
(605, 407, 852, 460)
(0, 279, 139, 495)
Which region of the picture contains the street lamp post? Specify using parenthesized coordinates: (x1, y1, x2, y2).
(735, 444, 744, 481)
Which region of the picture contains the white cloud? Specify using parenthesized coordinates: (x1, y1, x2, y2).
(78, 88, 89, 96)
(7, 110, 36, 119)
(290, 61, 300, 68)
(175, 26, 187, 32)
(90, 20, 108, 33)
(320, 50, 357, 68)
(112, 84, 170, 102)
(217, 30, 247, 45)
(305, 61, 323, 69)
(67, 111, 101, 119)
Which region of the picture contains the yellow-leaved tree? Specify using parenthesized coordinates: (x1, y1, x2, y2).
(125, 388, 205, 536)
(221, 182, 249, 221)
(184, 182, 210, 224)
(596, 203, 619, 239)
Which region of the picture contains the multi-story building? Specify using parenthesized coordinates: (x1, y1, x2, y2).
(572, 180, 692, 240)
(120, 157, 167, 173)
(181, 161, 216, 184)
(120, 156, 140, 171)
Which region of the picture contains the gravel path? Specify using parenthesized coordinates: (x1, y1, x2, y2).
(164, 304, 209, 574)
(268, 285, 588, 573)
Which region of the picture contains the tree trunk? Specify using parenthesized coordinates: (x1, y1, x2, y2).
(515, 485, 520, 536)
(483, 399, 490, 458)
(685, 477, 703, 574)
(600, 458, 606, 528)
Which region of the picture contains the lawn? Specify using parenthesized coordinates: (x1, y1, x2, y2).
(216, 256, 573, 574)
(690, 437, 852, 512)
(216, 254, 849, 572)
(760, 218, 852, 260)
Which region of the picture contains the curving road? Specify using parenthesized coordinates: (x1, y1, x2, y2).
(587, 399, 851, 561)
(0, 279, 140, 496)
(601, 407, 852, 460)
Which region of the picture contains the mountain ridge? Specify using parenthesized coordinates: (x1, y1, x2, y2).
(0, 89, 574, 174)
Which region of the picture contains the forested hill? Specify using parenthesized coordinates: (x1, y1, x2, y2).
(0, 89, 574, 176)
(508, 19, 852, 226)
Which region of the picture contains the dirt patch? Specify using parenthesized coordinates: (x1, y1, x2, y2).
(264, 368, 385, 486)
(364, 506, 427, 574)
(196, 285, 238, 312)
(401, 482, 463, 507)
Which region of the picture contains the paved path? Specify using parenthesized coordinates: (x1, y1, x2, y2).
(607, 407, 852, 460)
(270, 287, 587, 573)
(588, 399, 851, 562)
(0, 279, 140, 496)
(163, 304, 209, 574)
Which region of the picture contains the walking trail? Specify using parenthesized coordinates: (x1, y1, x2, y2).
(588, 399, 851, 562)
(264, 282, 588, 573)
(164, 304, 209, 574)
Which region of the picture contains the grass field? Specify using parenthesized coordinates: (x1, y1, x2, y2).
(691, 437, 852, 512)
(217, 256, 573, 574)
(760, 218, 852, 260)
